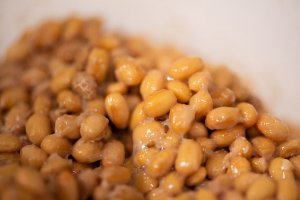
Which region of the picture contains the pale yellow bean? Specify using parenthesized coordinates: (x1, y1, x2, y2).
(50, 67, 76, 94)
(230, 136, 253, 158)
(257, 113, 289, 142)
(166, 80, 192, 103)
(133, 121, 165, 150)
(133, 170, 158, 193)
(277, 178, 298, 200)
(20, 145, 47, 169)
(80, 114, 108, 141)
(251, 136, 275, 158)
(140, 69, 165, 99)
(57, 170, 79, 200)
(115, 57, 144, 86)
(15, 167, 47, 195)
(130, 102, 146, 130)
(40, 134, 72, 157)
(55, 114, 80, 140)
(143, 89, 177, 117)
(161, 172, 185, 195)
(175, 139, 203, 175)
(100, 166, 131, 185)
(72, 139, 102, 163)
(186, 167, 207, 186)
(227, 156, 251, 178)
(86, 48, 109, 83)
(0, 134, 21, 153)
(205, 107, 240, 130)
(269, 157, 294, 180)
(188, 71, 212, 92)
(169, 104, 195, 135)
(168, 57, 204, 80)
(276, 139, 300, 158)
(102, 140, 125, 167)
(196, 188, 217, 200)
(246, 176, 275, 200)
(26, 113, 51, 145)
(105, 92, 129, 129)
(206, 150, 227, 178)
(237, 102, 257, 128)
(146, 148, 176, 178)
(189, 90, 213, 120)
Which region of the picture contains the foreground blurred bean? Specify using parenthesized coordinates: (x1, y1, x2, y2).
(277, 178, 298, 200)
(290, 156, 300, 179)
(5, 103, 30, 133)
(109, 185, 144, 200)
(33, 94, 52, 114)
(186, 167, 207, 186)
(57, 170, 79, 200)
(78, 169, 98, 199)
(0, 87, 29, 110)
(41, 154, 71, 175)
(100, 166, 131, 185)
(246, 176, 275, 200)
(15, 167, 47, 195)
(0, 134, 21, 153)
(26, 114, 51, 145)
(196, 188, 217, 200)
(161, 172, 185, 195)
(20, 145, 47, 169)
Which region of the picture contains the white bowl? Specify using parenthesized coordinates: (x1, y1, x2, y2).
(1, 0, 299, 125)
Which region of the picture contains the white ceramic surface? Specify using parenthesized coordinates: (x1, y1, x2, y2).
(0, 0, 299, 125)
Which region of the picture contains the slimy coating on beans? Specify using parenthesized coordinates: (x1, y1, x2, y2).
(0, 16, 299, 200)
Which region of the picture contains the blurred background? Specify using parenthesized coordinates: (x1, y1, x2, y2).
(0, 0, 299, 125)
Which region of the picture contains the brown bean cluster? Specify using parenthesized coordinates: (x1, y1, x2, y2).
(0, 16, 299, 200)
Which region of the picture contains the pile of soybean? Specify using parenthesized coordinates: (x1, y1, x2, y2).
(0, 16, 299, 200)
